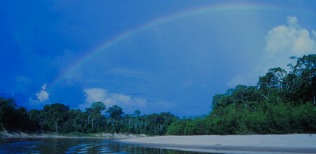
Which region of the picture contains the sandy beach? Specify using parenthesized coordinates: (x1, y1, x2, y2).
(118, 134, 316, 153)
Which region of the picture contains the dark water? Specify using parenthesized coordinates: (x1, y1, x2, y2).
(0, 138, 215, 154)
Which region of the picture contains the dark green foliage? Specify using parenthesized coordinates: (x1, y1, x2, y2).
(106, 105, 123, 120)
(167, 54, 316, 135)
(143, 112, 177, 135)
(1, 54, 315, 135)
(42, 103, 70, 132)
(0, 98, 177, 135)
(167, 117, 209, 135)
(0, 97, 36, 131)
(85, 102, 106, 133)
(0, 97, 16, 130)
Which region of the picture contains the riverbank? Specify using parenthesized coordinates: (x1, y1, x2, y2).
(118, 134, 316, 153)
(0, 130, 147, 140)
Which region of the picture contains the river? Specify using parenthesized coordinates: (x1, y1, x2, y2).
(0, 138, 213, 154)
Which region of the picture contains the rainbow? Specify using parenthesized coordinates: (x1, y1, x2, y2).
(48, 2, 274, 90)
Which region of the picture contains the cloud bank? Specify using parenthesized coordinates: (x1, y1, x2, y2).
(259, 16, 316, 73)
(79, 88, 147, 113)
(228, 16, 316, 87)
(265, 16, 316, 57)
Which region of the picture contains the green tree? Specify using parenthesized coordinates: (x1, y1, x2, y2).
(106, 105, 124, 120)
(258, 67, 287, 90)
(106, 105, 124, 133)
(86, 102, 106, 132)
(43, 103, 69, 132)
(28, 109, 46, 132)
(0, 97, 17, 130)
(291, 54, 316, 104)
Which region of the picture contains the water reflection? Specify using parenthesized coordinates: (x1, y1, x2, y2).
(0, 138, 218, 154)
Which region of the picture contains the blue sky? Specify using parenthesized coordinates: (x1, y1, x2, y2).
(1, 0, 316, 116)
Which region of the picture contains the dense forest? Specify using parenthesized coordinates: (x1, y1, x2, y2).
(0, 99, 176, 135)
(168, 54, 316, 135)
(1, 54, 315, 135)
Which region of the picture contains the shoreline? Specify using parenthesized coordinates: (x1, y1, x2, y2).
(0, 131, 147, 140)
(2, 131, 316, 153)
(117, 134, 316, 153)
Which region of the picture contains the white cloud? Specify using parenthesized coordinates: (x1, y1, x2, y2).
(80, 88, 147, 113)
(260, 16, 316, 73)
(264, 16, 316, 57)
(84, 88, 107, 105)
(36, 83, 49, 102)
(228, 16, 316, 87)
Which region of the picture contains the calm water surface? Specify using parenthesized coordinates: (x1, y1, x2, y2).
(0, 138, 216, 154)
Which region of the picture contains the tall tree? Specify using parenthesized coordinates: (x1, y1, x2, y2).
(106, 105, 124, 133)
(0, 97, 17, 130)
(86, 102, 106, 132)
(258, 67, 287, 90)
(43, 103, 69, 132)
(292, 54, 316, 104)
(106, 105, 124, 120)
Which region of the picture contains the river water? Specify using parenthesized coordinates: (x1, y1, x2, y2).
(0, 138, 212, 154)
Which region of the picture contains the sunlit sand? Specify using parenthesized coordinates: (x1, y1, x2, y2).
(118, 134, 316, 153)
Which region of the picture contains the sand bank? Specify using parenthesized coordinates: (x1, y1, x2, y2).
(118, 134, 316, 153)
(0, 131, 146, 140)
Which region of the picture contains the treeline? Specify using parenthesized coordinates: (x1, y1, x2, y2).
(167, 54, 316, 135)
(0, 99, 176, 135)
(1, 54, 315, 135)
